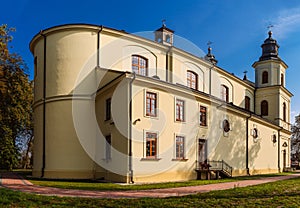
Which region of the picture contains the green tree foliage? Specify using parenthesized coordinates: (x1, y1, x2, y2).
(291, 114, 300, 161)
(0, 24, 33, 170)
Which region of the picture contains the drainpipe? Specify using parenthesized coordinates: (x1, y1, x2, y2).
(278, 127, 283, 172)
(166, 46, 171, 82)
(97, 26, 103, 67)
(128, 73, 136, 183)
(40, 31, 47, 178)
(246, 113, 252, 175)
(209, 66, 214, 96)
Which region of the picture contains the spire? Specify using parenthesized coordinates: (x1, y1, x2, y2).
(204, 41, 218, 65)
(259, 29, 280, 61)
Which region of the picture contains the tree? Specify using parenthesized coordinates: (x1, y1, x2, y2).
(291, 114, 300, 161)
(0, 24, 33, 170)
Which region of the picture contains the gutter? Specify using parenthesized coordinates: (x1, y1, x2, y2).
(40, 31, 47, 178)
(209, 65, 214, 95)
(166, 46, 172, 82)
(128, 73, 136, 183)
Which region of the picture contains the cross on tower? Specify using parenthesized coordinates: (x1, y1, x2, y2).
(267, 24, 274, 31)
(162, 19, 166, 27)
(207, 41, 213, 47)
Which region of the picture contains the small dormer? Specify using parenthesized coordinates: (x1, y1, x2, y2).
(154, 20, 174, 46)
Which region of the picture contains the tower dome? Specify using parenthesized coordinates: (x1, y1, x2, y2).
(259, 30, 280, 61)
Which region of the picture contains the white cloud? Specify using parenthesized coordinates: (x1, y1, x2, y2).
(271, 7, 300, 39)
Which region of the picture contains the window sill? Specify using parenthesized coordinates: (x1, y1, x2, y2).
(144, 115, 159, 120)
(200, 124, 208, 128)
(172, 158, 188, 162)
(141, 158, 161, 161)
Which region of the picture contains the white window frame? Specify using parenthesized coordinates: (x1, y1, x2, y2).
(144, 89, 159, 119)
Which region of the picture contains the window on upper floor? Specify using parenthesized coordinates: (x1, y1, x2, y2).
(245, 96, 250, 111)
(187, 70, 198, 90)
(176, 99, 185, 122)
(283, 102, 287, 122)
(221, 84, 229, 102)
(262, 71, 268, 84)
(200, 106, 207, 126)
(261, 100, 268, 116)
(146, 91, 157, 117)
(132, 55, 147, 76)
(281, 74, 284, 86)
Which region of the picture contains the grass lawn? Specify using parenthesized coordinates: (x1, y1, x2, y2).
(0, 176, 299, 207)
(27, 172, 292, 191)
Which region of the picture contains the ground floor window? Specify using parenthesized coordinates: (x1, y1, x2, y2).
(175, 135, 185, 159)
(146, 132, 157, 158)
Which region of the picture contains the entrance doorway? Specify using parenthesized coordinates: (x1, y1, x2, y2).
(198, 139, 207, 164)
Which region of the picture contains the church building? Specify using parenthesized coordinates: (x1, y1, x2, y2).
(30, 23, 292, 183)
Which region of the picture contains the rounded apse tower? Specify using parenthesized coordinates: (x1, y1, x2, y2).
(30, 24, 102, 179)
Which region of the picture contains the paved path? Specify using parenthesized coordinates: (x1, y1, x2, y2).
(1, 172, 300, 199)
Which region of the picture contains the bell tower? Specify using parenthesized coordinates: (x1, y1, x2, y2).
(154, 20, 174, 46)
(252, 30, 293, 130)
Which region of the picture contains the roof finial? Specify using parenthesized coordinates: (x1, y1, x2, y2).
(243, 70, 248, 80)
(267, 24, 274, 38)
(207, 41, 213, 53)
(162, 19, 166, 28)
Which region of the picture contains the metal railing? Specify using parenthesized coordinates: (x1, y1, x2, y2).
(196, 160, 233, 177)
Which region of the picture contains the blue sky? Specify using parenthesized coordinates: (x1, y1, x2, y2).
(1, 0, 300, 123)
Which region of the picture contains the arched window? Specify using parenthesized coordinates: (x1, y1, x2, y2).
(165, 34, 171, 43)
(283, 102, 286, 122)
(221, 84, 229, 102)
(261, 100, 268, 116)
(132, 55, 147, 76)
(281, 74, 284, 86)
(245, 96, 250, 111)
(262, 71, 268, 84)
(187, 70, 198, 90)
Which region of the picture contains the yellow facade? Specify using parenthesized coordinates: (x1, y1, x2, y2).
(30, 24, 292, 183)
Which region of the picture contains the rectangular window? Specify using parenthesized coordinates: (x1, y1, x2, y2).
(105, 98, 111, 120)
(34, 56, 37, 78)
(176, 99, 185, 121)
(146, 92, 157, 117)
(245, 96, 250, 111)
(200, 106, 207, 126)
(175, 136, 185, 159)
(105, 135, 111, 160)
(146, 132, 157, 158)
